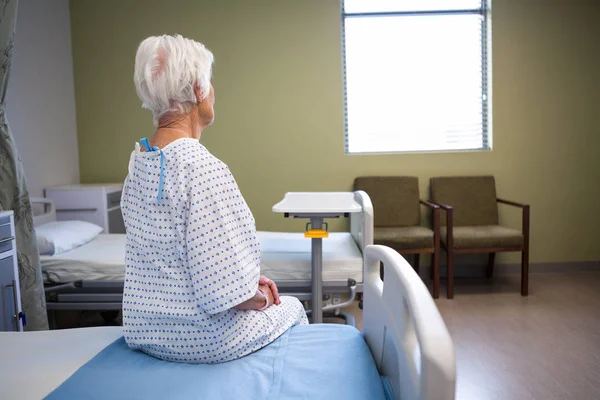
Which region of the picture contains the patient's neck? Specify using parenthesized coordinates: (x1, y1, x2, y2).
(151, 112, 205, 148)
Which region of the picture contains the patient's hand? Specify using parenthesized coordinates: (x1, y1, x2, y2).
(233, 284, 275, 311)
(259, 276, 281, 305)
(258, 283, 276, 310)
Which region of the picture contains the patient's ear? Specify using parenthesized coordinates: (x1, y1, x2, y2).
(194, 83, 202, 103)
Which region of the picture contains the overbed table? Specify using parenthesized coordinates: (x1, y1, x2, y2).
(272, 192, 362, 323)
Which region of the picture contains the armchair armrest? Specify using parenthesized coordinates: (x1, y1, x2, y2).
(419, 199, 439, 210)
(431, 202, 453, 212)
(497, 198, 529, 208)
(497, 199, 530, 239)
(421, 200, 441, 251)
(429, 202, 453, 249)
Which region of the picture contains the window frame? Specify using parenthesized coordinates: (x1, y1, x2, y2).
(341, 0, 492, 155)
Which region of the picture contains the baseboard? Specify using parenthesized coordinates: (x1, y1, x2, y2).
(419, 260, 600, 279)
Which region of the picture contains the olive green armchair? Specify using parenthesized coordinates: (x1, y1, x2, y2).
(354, 176, 441, 298)
(430, 176, 530, 299)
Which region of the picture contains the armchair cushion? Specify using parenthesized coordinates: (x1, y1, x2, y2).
(354, 176, 421, 227)
(430, 176, 499, 226)
(374, 226, 434, 249)
(440, 225, 523, 249)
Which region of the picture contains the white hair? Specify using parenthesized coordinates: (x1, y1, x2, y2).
(134, 34, 214, 126)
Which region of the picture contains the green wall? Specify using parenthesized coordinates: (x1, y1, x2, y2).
(70, 0, 600, 264)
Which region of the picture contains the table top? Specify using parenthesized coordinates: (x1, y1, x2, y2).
(272, 192, 362, 214)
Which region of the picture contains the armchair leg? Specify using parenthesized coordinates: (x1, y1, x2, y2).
(432, 250, 440, 299)
(521, 204, 530, 296)
(447, 248, 454, 299)
(430, 261, 434, 280)
(414, 254, 420, 275)
(487, 252, 496, 278)
(521, 249, 529, 296)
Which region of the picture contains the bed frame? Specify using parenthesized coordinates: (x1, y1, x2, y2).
(32, 192, 374, 323)
(364, 244, 456, 400)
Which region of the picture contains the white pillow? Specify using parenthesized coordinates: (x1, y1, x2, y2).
(35, 220, 103, 256)
(36, 232, 55, 256)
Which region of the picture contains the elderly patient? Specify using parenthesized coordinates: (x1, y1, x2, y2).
(121, 34, 308, 364)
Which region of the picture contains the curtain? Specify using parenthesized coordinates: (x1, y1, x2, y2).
(0, 0, 48, 330)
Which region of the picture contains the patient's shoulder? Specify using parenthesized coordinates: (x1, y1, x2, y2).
(169, 142, 231, 187)
(165, 140, 219, 167)
(179, 146, 228, 172)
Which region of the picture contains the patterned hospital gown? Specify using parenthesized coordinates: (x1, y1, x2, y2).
(120, 138, 308, 364)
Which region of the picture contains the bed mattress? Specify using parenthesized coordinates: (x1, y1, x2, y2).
(0, 325, 390, 400)
(41, 232, 364, 284)
(41, 234, 127, 283)
(257, 231, 364, 283)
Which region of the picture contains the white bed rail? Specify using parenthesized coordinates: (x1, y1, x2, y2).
(30, 197, 57, 227)
(363, 245, 455, 400)
(350, 190, 373, 253)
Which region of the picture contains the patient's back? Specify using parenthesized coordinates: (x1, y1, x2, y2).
(120, 138, 307, 364)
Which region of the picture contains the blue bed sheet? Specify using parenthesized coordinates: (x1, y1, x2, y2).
(45, 324, 391, 400)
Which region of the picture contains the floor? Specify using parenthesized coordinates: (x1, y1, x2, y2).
(53, 272, 600, 400)
(351, 272, 600, 400)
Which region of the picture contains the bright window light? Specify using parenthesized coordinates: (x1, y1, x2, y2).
(342, 1, 491, 154)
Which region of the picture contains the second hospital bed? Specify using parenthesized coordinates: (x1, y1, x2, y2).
(33, 191, 373, 315)
(0, 245, 456, 400)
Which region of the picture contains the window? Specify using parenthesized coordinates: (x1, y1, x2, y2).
(342, 0, 491, 153)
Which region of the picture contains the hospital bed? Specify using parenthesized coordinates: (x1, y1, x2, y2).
(0, 245, 456, 400)
(32, 192, 373, 319)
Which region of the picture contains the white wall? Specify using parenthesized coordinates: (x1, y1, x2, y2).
(6, 0, 79, 198)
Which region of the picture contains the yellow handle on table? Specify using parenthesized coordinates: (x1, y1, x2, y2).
(304, 229, 329, 239)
